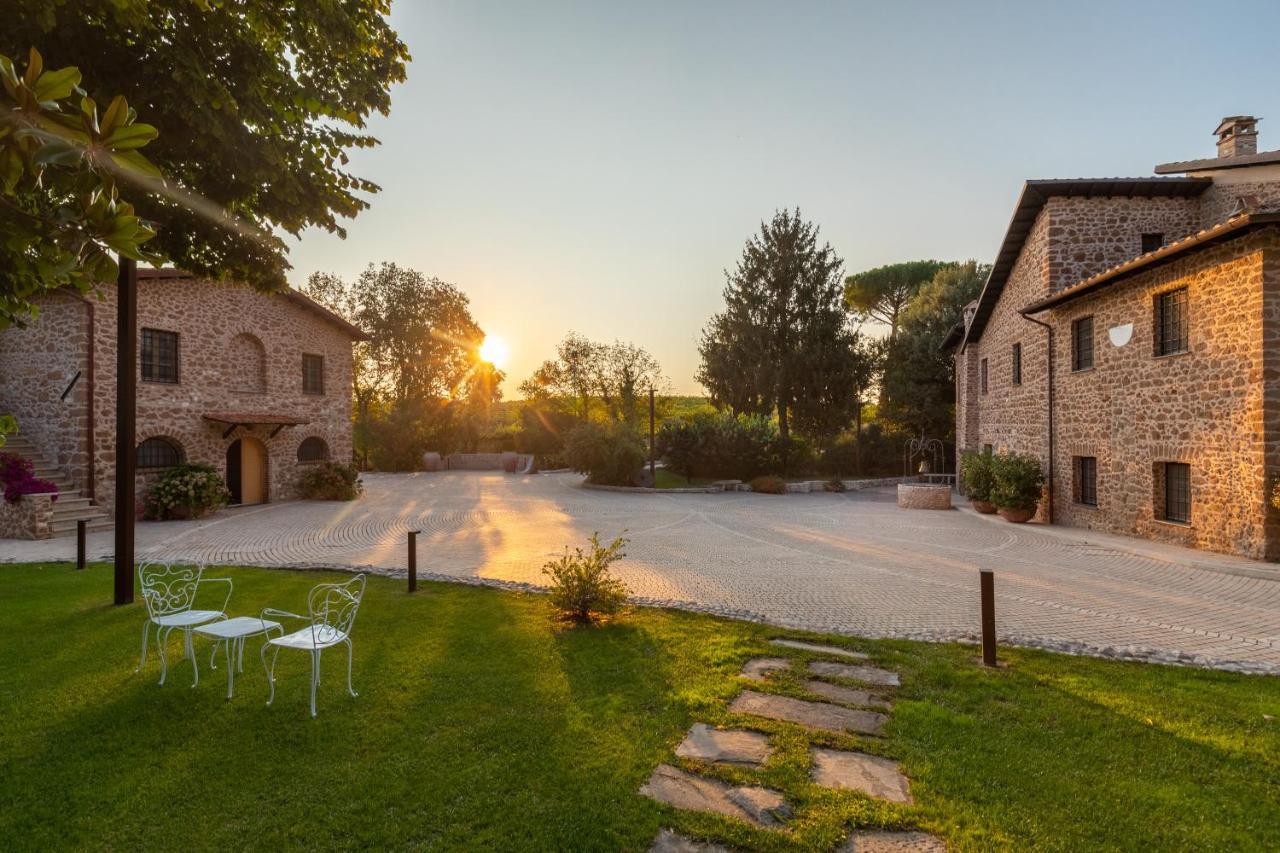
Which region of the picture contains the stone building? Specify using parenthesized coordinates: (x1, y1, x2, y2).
(0, 269, 365, 536)
(950, 116, 1280, 560)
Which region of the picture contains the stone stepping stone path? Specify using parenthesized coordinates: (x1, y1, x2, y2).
(739, 657, 791, 682)
(643, 654, 944, 851)
(676, 723, 773, 766)
(641, 764, 792, 828)
(648, 828, 731, 852)
(804, 679, 891, 710)
(770, 638, 868, 659)
(809, 660, 901, 687)
(729, 690, 887, 735)
(839, 830, 946, 852)
(810, 747, 913, 803)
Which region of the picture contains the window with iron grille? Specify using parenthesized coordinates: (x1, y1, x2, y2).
(297, 436, 330, 462)
(141, 329, 179, 383)
(1073, 456, 1097, 506)
(1071, 316, 1094, 371)
(1155, 288, 1188, 356)
(1164, 462, 1191, 523)
(302, 353, 325, 395)
(980, 358, 988, 394)
(136, 437, 183, 469)
(1011, 342, 1022, 385)
(1140, 233, 1164, 254)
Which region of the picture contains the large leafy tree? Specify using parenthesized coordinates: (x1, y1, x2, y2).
(879, 261, 988, 439)
(6, 0, 408, 301)
(697, 209, 865, 443)
(844, 259, 953, 342)
(519, 333, 605, 422)
(0, 47, 163, 325)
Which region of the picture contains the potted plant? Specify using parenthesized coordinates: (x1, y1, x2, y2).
(990, 452, 1045, 523)
(960, 449, 997, 513)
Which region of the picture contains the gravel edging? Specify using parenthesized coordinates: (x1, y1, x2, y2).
(109, 556, 1280, 676)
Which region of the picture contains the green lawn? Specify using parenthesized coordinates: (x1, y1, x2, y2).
(654, 469, 715, 489)
(1, 563, 1278, 851)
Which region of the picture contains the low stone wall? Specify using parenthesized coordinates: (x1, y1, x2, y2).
(0, 493, 56, 539)
(896, 483, 953, 510)
(581, 475, 915, 495)
(423, 452, 534, 472)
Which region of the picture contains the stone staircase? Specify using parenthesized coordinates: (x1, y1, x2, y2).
(2, 435, 111, 537)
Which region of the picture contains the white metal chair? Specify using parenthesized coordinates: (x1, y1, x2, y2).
(260, 574, 366, 717)
(137, 562, 232, 687)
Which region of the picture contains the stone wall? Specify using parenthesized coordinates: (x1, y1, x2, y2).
(1044, 196, 1202, 292)
(896, 483, 953, 510)
(1196, 164, 1280, 226)
(0, 291, 91, 491)
(0, 493, 55, 540)
(1045, 231, 1277, 558)
(0, 277, 358, 518)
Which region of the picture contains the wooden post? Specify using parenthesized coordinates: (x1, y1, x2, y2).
(980, 569, 997, 666)
(407, 529, 419, 593)
(113, 257, 137, 605)
(648, 388, 656, 483)
(76, 518, 86, 570)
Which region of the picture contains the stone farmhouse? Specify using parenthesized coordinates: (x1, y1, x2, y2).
(0, 269, 364, 536)
(950, 115, 1280, 560)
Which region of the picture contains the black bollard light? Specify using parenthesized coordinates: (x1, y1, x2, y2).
(77, 518, 87, 570)
(407, 529, 420, 593)
(980, 569, 997, 667)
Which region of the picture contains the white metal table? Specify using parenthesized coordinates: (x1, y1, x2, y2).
(193, 616, 282, 699)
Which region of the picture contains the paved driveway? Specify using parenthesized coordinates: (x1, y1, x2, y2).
(6, 472, 1280, 672)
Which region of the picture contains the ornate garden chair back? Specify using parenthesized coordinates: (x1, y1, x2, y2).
(307, 573, 366, 647)
(139, 561, 203, 620)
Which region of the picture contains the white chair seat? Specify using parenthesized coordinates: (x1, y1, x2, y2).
(268, 625, 348, 650)
(153, 609, 224, 628)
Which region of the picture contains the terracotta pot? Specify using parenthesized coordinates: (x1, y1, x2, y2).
(998, 507, 1034, 523)
(970, 498, 998, 514)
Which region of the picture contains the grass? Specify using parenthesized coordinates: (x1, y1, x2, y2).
(1, 563, 1278, 851)
(654, 469, 715, 489)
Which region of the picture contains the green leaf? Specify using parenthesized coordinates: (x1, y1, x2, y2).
(79, 96, 99, 135)
(33, 66, 81, 103)
(23, 47, 42, 87)
(108, 148, 162, 180)
(104, 123, 158, 150)
(99, 95, 127, 136)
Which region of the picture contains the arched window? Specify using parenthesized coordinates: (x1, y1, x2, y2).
(297, 436, 330, 463)
(137, 437, 184, 469)
(229, 333, 267, 393)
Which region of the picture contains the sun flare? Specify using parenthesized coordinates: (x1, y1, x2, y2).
(478, 335, 510, 368)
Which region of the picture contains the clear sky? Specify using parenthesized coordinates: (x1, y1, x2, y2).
(286, 0, 1280, 396)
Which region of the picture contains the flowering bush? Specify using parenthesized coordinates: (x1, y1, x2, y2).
(749, 474, 787, 494)
(144, 463, 229, 520)
(0, 453, 59, 504)
(296, 462, 363, 501)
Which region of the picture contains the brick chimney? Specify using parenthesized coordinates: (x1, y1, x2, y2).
(1215, 116, 1259, 159)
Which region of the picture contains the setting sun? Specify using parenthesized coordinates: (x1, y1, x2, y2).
(478, 334, 510, 368)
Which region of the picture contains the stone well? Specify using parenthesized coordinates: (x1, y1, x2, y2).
(896, 483, 952, 510)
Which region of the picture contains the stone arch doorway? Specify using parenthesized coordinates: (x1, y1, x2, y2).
(226, 436, 268, 505)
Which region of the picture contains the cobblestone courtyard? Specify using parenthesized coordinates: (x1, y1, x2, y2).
(6, 472, 1280, 672)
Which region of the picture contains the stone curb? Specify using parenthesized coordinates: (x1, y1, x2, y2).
(577, 476, 915, 496)
(105, 555, 1280, 675)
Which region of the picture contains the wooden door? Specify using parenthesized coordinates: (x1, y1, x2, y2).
(239, 437, 267, 505)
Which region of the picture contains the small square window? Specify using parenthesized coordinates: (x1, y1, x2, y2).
(1072, 316, 1094, 372)
(1073, 456, 1097, 506)
(302, 353, 325, 395)
(1141, 233, 1165, 254)
(141, 329, 179, 383)
(1011, 342, 1022, 385)
(1163, 462, 1191, 523)
(980, 358, 989, 394)
(1155, 288, 1188, 356)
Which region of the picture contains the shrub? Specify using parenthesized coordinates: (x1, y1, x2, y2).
(820, 436, 860, 477)
(144, 463, 229, 520)
(960, 449, 996, 501)
(564, 421, 647, 486)
(0, 453, 58, 504)
(990, 452, 1045, 513)
(823, 478, 847, 493)
(750, 474, 787, 494)
(542, 532, 631, 623)
(657, 412, 777, 481)
(771, 434, 816, 476)
(296, 461, 363, 501)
